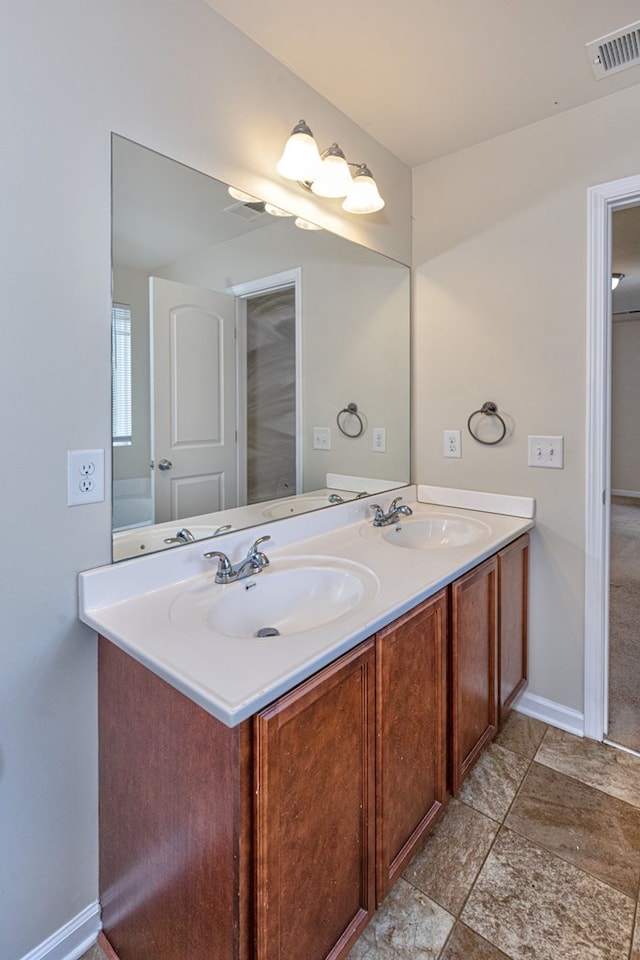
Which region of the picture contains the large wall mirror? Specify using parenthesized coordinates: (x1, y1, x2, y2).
(111, 135, 410, 562)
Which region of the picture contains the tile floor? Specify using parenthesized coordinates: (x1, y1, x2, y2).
(348, 713, 640, 960)
(82, 713, 640, 960)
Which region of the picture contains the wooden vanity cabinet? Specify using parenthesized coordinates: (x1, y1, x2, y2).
(448, 534, 530, 792)
(498, 533, 529, 722)
(375, 591, 447, 902)
(98, 637, 254, 960)
(98, 535, 527, 960)
(449, 555, 498, 793)
(254, 640, 376, 960)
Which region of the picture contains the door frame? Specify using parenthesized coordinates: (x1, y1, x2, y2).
(228, 269, 302, 503)
(584, 173, 640, 741)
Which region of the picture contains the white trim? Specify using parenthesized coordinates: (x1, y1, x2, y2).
(516, 692, 584, 737)
(18, 902, 101, 960)
(611, 489, 640, 499)
(584, 173, 640, 743)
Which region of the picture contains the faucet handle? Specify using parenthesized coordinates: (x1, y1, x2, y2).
(203, 550, 233, 581)
(247, 535, 271, 569)
(389, 496, 403, 510)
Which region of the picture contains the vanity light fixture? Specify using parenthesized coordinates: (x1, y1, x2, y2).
(277, 119, 385, 214)
(612, 272, 625, 290)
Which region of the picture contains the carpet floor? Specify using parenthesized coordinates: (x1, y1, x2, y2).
(608, 496, 640, 753)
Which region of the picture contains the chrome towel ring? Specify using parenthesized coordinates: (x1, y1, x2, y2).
(337, 402, 365, 438)
(467, 401, 507, 445)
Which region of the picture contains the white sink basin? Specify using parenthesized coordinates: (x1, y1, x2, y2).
(262, 496, 333, 519)
(170, 557, 379, 640)
(378, 514, 491, 550)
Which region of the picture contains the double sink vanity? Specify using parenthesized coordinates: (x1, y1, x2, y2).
(80, 484, 534, 960)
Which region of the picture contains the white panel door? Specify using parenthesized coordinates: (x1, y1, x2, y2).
(150, 277, 237, 523)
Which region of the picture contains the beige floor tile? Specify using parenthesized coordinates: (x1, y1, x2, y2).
(347, 878, 454, 960)
(631, 912, 640, 960)
(461, 828, 635, 960)
(535, 727, 640, 808)
(505, 760, 640, 898)
(440, 922, 511, 960)
(79, 947, 107, 960)
(403, 798, 499, 915)
(493, 711, 547, 760)
(454, 742, 530, 822)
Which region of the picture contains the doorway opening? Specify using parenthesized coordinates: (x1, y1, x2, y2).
(607, 205, 640, 753)
(585, 173, 640, 746)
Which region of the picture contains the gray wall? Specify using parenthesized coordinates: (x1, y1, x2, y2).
(0, 2, 410, 957)
(412, 83, 640, 715)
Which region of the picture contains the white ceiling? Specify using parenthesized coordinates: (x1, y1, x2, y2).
(202, 0, 640, 167)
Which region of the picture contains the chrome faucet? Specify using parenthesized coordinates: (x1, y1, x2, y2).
(328, 490, 369, 504)
(164, 527, 196, 544)
(204, 535, 271, 584)
(370, 496, 413, 527)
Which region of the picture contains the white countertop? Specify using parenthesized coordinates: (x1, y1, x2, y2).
(80, 486, 534, 727)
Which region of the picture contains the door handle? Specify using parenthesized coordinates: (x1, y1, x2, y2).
(157, 458, 173, 471)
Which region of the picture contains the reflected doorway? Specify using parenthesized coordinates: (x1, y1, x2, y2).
(245, 287, 297, 504)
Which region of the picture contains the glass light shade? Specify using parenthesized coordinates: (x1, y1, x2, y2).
(228, 186, 262, 203)
(294, 217, 322, 230)
(264, 203, 293, 217)
(611, 272, 625, 290)
(342, 167, 385, 214)
(310, 146, 353, 198)
(276, 122, 322, 182)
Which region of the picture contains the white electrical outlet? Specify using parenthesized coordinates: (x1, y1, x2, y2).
(313, 427, 331, 451)
(527, 436, 564, 469)
(67, 449, 105, 505)
(372, 427, 386, 453)
(444, 429, 461, 459)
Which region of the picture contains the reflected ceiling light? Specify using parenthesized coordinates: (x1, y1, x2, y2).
(264, 202, 293, 217)
(612, 272, 625, 290)
(227, 186, 262, 203)
(294, 217, 322, 231)
(277, 119, 384, 215)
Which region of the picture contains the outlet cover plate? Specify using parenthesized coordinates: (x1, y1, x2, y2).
(67, 449, 105, 505)
(444, 429, 461, 458)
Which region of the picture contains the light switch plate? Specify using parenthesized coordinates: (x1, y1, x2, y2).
(527, 435, 564, 469)
(313, 427, 331, 451)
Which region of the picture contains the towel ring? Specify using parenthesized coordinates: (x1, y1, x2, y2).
(337, 402, 364, 438)
(467, 401, 507, 445)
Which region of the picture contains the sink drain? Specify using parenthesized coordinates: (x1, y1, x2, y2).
(256, 626, 281, 638)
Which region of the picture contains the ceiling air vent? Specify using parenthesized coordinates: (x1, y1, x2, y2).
(587, 21, 640, 79)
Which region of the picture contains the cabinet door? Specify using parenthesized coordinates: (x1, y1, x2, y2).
(255, 640, 375, 960)
(450, 556, 498, 793)
(376, 591, 448, 902)
(498, 533, 529, 722)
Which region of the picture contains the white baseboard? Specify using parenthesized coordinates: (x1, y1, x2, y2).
(611, 489, 640, 499)
(516, 691, 584, 737)
(19, 902, 101, 960)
